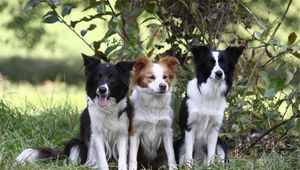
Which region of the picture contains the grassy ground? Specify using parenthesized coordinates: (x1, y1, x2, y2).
(0, 81, 299, 170)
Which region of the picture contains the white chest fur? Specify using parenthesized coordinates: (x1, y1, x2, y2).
(87, 97, 128, 159)
(88, 97, 128, 134)
(186, 78, 226, 139)
(131, 87, 174, 158)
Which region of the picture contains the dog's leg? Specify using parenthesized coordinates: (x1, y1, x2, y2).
(206, 130, 218, 165)
(163, 130, 177, 170)
(93, 134, 109, 170)
(184, 130, 195, 168)
(117, 135, 128, 170)
(129, 133, 140, 170)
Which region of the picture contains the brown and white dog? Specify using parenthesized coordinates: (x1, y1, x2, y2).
(129, 56, 179, 170)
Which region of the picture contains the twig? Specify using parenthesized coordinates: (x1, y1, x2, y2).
(268, 0, 293, 41)
(55, 10, 94, 52)
(242, 114, 300, 153)
(237, 0, 266, 29)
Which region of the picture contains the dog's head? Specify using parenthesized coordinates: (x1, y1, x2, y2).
(132, 56, 179, 94)
(82, 53, 135, 107)
(191, 45, 245, 86)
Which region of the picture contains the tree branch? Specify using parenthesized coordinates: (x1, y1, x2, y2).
(242, 114, 300, 153)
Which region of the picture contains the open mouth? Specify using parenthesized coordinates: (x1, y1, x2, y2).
(98, 94, 108, 107)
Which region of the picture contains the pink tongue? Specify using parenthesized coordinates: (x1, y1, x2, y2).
(98, 96, 108, 107)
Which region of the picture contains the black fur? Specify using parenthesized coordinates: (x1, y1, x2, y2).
(191, 45, 245, 95)
(176, 45, 245, 164)
(20, 53, 134, 164)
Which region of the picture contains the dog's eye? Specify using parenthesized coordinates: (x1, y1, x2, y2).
(163, 75, 167, 79)
(210, 58, 215, 64)
(98, 74, 102, 78)
(148, 75, 155, 80)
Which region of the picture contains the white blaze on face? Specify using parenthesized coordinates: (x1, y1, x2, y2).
(97, 84, 109, 107)
(211, 51, 225, 80)
(148, 64, 168, 93)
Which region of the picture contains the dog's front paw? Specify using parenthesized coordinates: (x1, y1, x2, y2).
(168, 163, 177, 170)
(118, 163, 127, 170)
(129, 161, 137, 170)
(99, 166, 109, 170)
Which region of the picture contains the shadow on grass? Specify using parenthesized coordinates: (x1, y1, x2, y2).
(0, 56, 84, 84)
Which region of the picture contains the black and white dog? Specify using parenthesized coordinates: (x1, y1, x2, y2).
(16, 54, 135, 170)
(177, 45, 245, 166)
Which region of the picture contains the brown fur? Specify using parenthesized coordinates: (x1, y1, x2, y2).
(132, 56, 179, 88)
(132, 57, 153, 88)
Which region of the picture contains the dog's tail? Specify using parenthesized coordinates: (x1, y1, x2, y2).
(16, 138, 87, 165)
(15, 147, 65, 164)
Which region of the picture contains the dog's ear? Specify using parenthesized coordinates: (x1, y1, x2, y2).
(159, 56, 180, 72)
(115, 61, 136, 72)
(225, 46, 245, 63)
(133, 57, 151, 73)
(190, 45, 210, 64)
(82, 53, 101, 65)
(115, 61, 135, 86)
(82, 53, 100, 75)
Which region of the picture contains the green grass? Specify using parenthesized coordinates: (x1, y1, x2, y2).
(0, 86, 299, 170)
(0, 80, 85, 109)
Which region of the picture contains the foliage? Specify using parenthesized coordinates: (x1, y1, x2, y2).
(0, 57, 83, 84)
(8, 0, 300, 159)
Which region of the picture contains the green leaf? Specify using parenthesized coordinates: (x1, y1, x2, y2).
(43, 11, 59, 24)
(61, 5, 72, 17)
(108, 17, 119, 30)
(147, 48, 154, 57)
(93, 41, 101, 50)
(145, 1, 158, 13)
(292, 52, 300, 59)
(87, 24, 97, 31)
(264, 88, 276, 98)
(286, 118, 295, 129)
(104, 45, 118, 56)
(146, 36, 155, 50)
(23, 0, 40, 12)
(70, 20, 80, 28)
(83, 1, 102, 11)
(80, 30, 87, 37)
(70, 12, 111, 28)
(288, 32, 297, 46)
(50, 0, 60, 5)
(296, 118, 300, 131)
(141, 17, 156, 25)
(225, 133, 233, 139)
(115, 0, 128, 11)
(99, 30, 116, 43)
(49, 0, 60, 9)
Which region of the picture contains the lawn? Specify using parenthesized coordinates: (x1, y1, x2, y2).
(0, 80, 299, 169)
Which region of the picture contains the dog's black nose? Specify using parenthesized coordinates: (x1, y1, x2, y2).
(159, 83, 167, 91)
(215, 71, 223, 78)
(98, 86, 107, 94)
